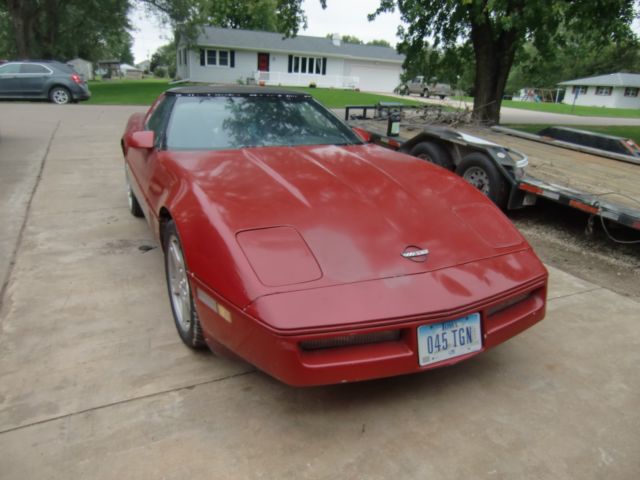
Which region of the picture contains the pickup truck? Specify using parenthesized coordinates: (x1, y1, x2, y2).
(400, 76, 452, 99)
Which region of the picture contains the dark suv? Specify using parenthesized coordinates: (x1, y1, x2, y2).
(0, 60, 91, 104)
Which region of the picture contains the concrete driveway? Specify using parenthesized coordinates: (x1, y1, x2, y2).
(0, 104, 638, 479)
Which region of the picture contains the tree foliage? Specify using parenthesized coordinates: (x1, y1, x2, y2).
(325, 34, 392, 47)
(507, 34, 640, 93)
(367, 39, 391, 47)
(341, 35, 363, 45)
(149, 40, 176, 76)
(401, 43, 474, 91)
(372, 0, 637, 124)
(0, 0, 322, 64)
(0, 0, 134, 62)
(142, 0, 324, 44)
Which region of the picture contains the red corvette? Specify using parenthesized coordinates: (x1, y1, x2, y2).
(121, 86, 547, 386)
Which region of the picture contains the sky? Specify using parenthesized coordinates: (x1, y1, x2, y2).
(129, 0, 404, 64)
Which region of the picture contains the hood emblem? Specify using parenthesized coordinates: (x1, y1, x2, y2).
(401, 246, 429, 262)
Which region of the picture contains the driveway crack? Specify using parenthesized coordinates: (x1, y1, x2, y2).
(0, 368, 257, 436)
(0, 120, 60, 316)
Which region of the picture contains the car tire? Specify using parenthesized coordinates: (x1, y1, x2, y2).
(410, 141, 454, 170)
(126, 179, 144, 218)
(421, 89, 427, 97)
(439, 95, 446, 100)
(163, 220, 206, 349)
(49, 86, 71, 105)
(455, 153, 508, 208)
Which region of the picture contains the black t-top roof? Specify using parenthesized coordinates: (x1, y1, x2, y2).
(166, 85, 309, 97)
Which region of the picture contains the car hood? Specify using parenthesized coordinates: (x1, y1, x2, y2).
(168, 144, 529, 302)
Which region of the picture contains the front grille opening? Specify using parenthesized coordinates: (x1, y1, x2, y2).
(300, 330, 401, 351)
(486, 290, 536, 317)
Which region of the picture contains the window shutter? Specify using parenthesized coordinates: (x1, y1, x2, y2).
(322, 58, 327, 75)
(230, 50, 235, 68)
(288, 55, 293, 73)
(200, 49, 205, 66)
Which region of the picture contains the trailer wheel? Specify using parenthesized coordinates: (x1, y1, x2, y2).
(410, 142, 454, 171)
(456, 153, 508, 208)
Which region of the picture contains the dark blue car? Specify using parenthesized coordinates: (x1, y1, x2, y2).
(0, 60, 91, 104)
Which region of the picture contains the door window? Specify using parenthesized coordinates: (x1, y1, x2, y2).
(20, 64, 51, 74)
(0, 63, 20, 74)
(146, 96, 176, 148)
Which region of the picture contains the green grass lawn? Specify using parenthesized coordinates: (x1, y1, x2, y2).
(451, 95, 640, 118)
(503, 124, 640, 145)
(501, 100, 640, 118)
(85, 79, 171, 105)
(85, 79, 422, 108)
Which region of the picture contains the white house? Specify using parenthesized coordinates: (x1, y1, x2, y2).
(120, 63, 144, 80)
(176, 27, 404, 92)
(136, 60, 151, 73)
(558, 72, 640, 108)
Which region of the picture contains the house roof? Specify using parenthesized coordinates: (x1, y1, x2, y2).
(558, 72, 640, 87)
(196, 26, 404, 64)
(121, 63, 142, 72)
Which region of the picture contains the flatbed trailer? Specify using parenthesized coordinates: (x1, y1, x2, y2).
(345, 105, 640, 233)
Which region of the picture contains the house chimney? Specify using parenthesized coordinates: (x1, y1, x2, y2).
(332, 33, 341, 47)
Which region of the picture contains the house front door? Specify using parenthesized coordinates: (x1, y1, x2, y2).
(257, 53, 270, 72)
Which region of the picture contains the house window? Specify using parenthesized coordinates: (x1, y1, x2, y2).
(288, 55, 326, 75)
(219, 50, 229, 66)
(595, 86, 612, 96)
(199, 49, 235, 68)
(572, 85, 588, 95)
(624, 87, 638, 97)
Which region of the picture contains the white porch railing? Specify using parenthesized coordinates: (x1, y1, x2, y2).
(253, 71, 359, 89)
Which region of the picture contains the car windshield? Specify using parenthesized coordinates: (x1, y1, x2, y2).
(165, 95, 362, 150)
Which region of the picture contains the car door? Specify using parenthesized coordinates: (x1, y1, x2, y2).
(0, 63, 21, 96)
(18, 63, 53, 97)
(127, 95, 175, 223)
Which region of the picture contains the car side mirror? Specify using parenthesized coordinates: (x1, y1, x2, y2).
(130, 130, 155, 149)
(352, 127, 371, 143)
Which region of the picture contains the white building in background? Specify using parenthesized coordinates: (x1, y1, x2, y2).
(559, 72, 640, 108)
(67, 57, 93, 81)
(176, 27, 405, 93)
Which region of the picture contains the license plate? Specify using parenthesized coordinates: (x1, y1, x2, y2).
(417, 313, 482, 366)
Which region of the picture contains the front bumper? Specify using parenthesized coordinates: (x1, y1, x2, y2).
(193, 250, 548, 386)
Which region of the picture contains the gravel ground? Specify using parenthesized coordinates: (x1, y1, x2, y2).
(507, 198, 640, 300)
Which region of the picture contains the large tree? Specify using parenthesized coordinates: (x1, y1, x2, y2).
(142, 0, 317, 44)
(371, 0, 637, 124)
(0, 0, 133, 61)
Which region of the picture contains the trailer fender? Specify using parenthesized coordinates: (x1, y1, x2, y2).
(409, 141, 454, 171)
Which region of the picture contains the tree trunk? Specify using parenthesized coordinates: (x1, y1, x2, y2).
(469, 4, 521, 125)
(40, 0, 62, 59)
(6, 0, 31, 57)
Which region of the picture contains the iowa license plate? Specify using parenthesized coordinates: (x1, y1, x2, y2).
(417, 313, 482, 366)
